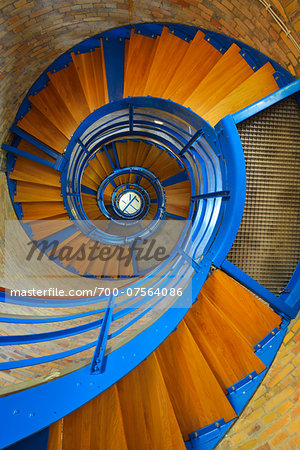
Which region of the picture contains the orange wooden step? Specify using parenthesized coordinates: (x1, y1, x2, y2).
(84, 163, 103, 186)
(86, 248, 107, 277)
(71, 46, 108, 112)
(155, 321, 236, 440)
(184, 43, 254, 117)
(184, 293, 266, 392)
(134, 141, 151, 167)
(21, 202, 65, 220)
(17, 139, 56, 163)
(203, 269, 282, 347)
(142, 145, 162, 172)
(47, 63, 91, 123)
(164, 180, 190, 192)
(10, 157, 61, 187)
(88, 155, 107, 179)
(103, 247, 119, 278)
(203, 62, 279, 126)
(48, 419, 62, 450)
(124, 30, 159, 98)
(62, 385, 128, 450)
(95, 151, 113, 177)
(28, 214, 72, 240)
(29, 82, 78, 138)
(81, 172, 99, 191)
(163, 30, 223, 104)
(18, 106, 68, 153)
(118, 246, 134, 277)
(15, 181, 62, 202)
(117, 353, 186, 449)
(52, 230, 82, 259)
(58, 233, 90, 268)
(143, 26, 189, 98)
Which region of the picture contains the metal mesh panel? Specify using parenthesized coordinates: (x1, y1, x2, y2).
(228, 96, 300, 295)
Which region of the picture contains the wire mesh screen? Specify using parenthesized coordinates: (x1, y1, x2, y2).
(228, 95, 300, 295)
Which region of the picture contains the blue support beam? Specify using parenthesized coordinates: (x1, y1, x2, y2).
(177, 247, 201, 272)
(102, 36, 125, 102)
(2, 144, 56, 170)
(232, 79, 300, 124)
(76, 138, 89, 154)
(179, 128, 204, 156)
(165, 212, 186, 220)
(112, 142, 120, 169)
(90, 295, 115, 374)
(192, 190, 230, 200)
(10, 126, 59, 160)
(129, 103, 134, 134)
(81, 185, 97, 195)
(6, 428, 49, 450)
(161, 170, 189, 187)
(103, 145, 115, 171)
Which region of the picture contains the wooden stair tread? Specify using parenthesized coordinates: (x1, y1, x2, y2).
(88, 155, 107, 179)
(82, 172, 99, 191)
(203, 270, 282, 347)
(28, 214, 71, 240)
(163, 181, 190, 192)
(17, 139, 56, 163)
(155, 321, 236, 440)
(103, 247, 119, 278)
(15, 181, 62, 202)
(58, 233, 90, 267)
(47, 63, 91, 123)
(10, 156, 61, 187)
(144, 27, 189, 97)
(21, 202, 65, 220)
(184, 43, 254, 116)
(48, 419, 62, 450)
(18, 106, 68, 153)
(72, 46, 107, 112)
(62, 385, 128, 450)
(124, 31, 159, 98)
(184, 294, 266, 392)
(95, 151, 113, 177)
(117, 353, 185, 449)
(166, 204, 189, 217)
(164, 30, 223, 103)
(134, 141, 151, 167)
(204, 62, 279, 125)
(29, 82, 78, 138)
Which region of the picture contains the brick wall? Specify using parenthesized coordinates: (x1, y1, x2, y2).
(218, 312, 300, 450)
(0, 0, 299, 146)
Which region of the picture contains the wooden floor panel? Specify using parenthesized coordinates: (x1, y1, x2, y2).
(184, 43, 254, 117)
(117, 353, 186, 450)
(203, 270, 282, 347)
(62, 385, 128, 450)
(155, 321, 236, 440)
(184, 293, 266, 392)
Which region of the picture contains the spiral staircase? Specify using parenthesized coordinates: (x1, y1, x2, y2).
(0, 23, 300, 450)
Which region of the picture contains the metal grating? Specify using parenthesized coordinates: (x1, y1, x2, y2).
(228, 96, 300, 295)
